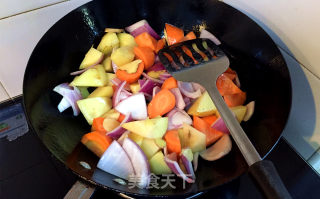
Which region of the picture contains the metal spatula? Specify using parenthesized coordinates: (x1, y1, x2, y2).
(158, 39, 291, 199)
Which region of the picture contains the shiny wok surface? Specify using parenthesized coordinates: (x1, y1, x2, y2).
(23, 0, 291, 197)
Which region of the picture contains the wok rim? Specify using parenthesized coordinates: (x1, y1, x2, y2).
(22, 0, 292, 197)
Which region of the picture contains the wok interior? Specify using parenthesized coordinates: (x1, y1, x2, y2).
(23, 0, 291, 196)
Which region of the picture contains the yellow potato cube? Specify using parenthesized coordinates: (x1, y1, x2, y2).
(88, 86, 113, 98)
(130, 82, 140, 94)
(117, 60, 141, 74)
(77, 97, 112, 125)
(102, 57, 113, 72)
(111, 46, 135, 66)
(101, 109, 120, 120)
(187, 91, 217, 117)
(97, 32, 119, 55)
(79, 47, 104, 69)
(117, 33, 137, 48)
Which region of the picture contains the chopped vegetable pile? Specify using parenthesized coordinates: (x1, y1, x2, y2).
(53, 20, 255, 189)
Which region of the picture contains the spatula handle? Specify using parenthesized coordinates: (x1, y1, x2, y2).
(205, 84, 261, 165)
(249, 160, 292, 199)
(205, 84, 292, 198)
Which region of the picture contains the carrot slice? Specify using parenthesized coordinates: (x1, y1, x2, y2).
(224, 91, 247, 107)
(202, 115, 218, 126)
(81, 131, 113, 157)
(91, 117, 106, 133)
(135, 32, 157, 51)
(163, 52, 173, 62)
(223, 72, 236, 81)
(225, 67, 236, 74)
(181, 46, 198, 64)
(216, 74, 242, 96)
(161, 77, 178, 90)
(148, 89, 176, 118)
(193, 116, 224, 146)
(116, 62, 144, 83)
(165, 23, 184, 45)
(117, 113, 126, 122)
(164, 130, 181, 154)
(133, 46, 155, 69)
(155, 38, 166, 53)
(183, 31, 196, 41)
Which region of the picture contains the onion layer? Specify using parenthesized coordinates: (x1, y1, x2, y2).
(57, 97, 71, 112)
(115, 93, 148, 120)
(164, 153, 194, 183)
(142, 72, 164, 84)
(53, 83, 82, 116)
(152, 86, 161, 98)
(193, 152, 199, 172)
(200, 29, 221, 45)
(146, 62, 165, 72)
(178, 81, 202, 99)
(97, 141, 135, 180)
(243, 101, 255, 122)
(211, 117, 230, 134)
(200, 135, 232, 161)
(122, 138, 150, 188)
(112, 81, 129, 107)
(170, 88, 185, 110)
(181, 154, 195, 180)
(107, 114, 133, 139)
(126, 19, 160, 40)
(70, 56, 104, 76)
(139, 79, 161, 96)
(167, 108, 192, 130)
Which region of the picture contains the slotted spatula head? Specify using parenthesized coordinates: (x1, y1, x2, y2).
(159, 38, 262, 167)
(158, 38, 229, 87)
(158, 38, 291, 199)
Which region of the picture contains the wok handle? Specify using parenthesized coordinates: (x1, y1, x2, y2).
(64, 180, 95, 199)
(249, 160, 292, 199)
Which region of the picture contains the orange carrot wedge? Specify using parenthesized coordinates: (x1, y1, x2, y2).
(193, 116, 224, 146)
(164, 130, 181, 154)
(165, 23, 184, 45)
(91, 117, 106, 133)
(202, 115, 218, 126)
(182, 46, 198, 64)
(81, 131, 113, 157)
(183, 31, 196, 41)
(162, 77, 178, 90)
(223, 72, 236, 81)
(225, 67, 236, 74)
(148, 89, 176, 118)
(116, 62, 144, 83)
(133, 46, 155, 69)
(224, 91, 247, 107)
(135, 32, 157, 51)
(163, 52, 173, 62)
(117, 113, 126, 122)
(155, 38, 166, 53)
(216, 74, 242, 96)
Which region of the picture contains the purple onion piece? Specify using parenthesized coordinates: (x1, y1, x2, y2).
(107, 114, 133, 139)
(178, 81, 201, 99)
(142, 72, 164, 84)
(199, 29, 221, 45)
(181, 154, 195, 180)
(122, 138, 151, 188)
(53, 83, 82, 116)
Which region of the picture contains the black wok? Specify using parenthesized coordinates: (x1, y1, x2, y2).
(23, 0, 292, 197)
